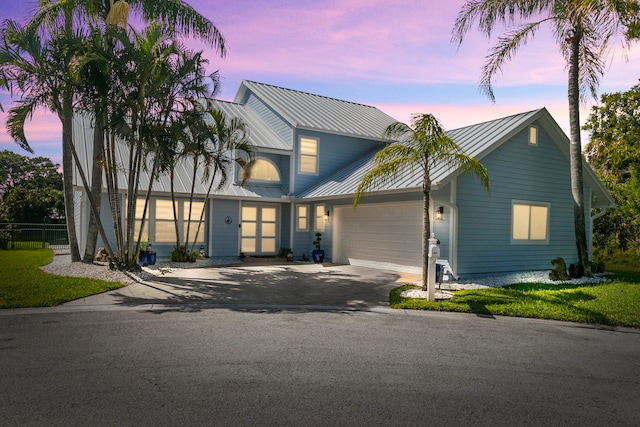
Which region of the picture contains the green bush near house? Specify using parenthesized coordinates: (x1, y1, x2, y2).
(0, 249, 124, 308)
(390, 269, 640, 328)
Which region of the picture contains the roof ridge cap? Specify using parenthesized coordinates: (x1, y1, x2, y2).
(448, 108, 543, 132)
(243, 80, 380, 110)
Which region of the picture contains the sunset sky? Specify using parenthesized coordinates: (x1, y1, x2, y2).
(1, 0, 638, 166)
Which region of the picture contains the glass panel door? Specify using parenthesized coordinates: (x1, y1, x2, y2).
(261, 207, 277, 253)
(241, 205, 278, 255)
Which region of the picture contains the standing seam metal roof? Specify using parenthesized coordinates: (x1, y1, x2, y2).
(234, 80, 398, 140)
(295, 109, 545, 198)
(204, 99, 291, 151)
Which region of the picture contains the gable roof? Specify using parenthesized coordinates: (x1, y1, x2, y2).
(234, 80, 398, 141)
(296, 108, 615, 208)
(204, 99, 290, 151)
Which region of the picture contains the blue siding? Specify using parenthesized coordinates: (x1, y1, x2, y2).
(455, 123, 576, 276)
(280, 204, 292, 251)
(93, 192, 119, 256)
(292, 201, 332, 261)
(211, 199, 240, 258)
(246, 93, 292, 146)
(293, 129, 386, 193)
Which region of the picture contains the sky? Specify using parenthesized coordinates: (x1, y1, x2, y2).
(1, 0, 639, 167)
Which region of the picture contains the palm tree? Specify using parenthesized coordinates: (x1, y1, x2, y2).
(28, 0, 226, 262)
(354, 113, 490, 295)
(0, 20, 84, 261)
(452, 0, 640, 275)
(91, 23, 213, 269)
(183, 107, 255, 257)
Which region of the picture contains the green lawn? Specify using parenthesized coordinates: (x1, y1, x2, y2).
(391, 270, 640, 327)
(0, 249, 125, 308)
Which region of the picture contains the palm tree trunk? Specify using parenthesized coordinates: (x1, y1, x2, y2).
(184, 156, 199, 251)
(568, 28, 589, 275)
(105, 132, 124, 262)
(61, 102, 81, 262)
(422, 190, 430, 291)
(83, 113, 105, 262)
(170, 167, 181, 251)
(422, 169, 432, 291)
(189, 164, 219, 255)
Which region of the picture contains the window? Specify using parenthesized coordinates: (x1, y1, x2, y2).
(183, 201, 205, 242)
(249, 158, 281, 183)
(133, 198, 148, 241)
(314, 204, 325, 232)
(512, 201, 549, 243)
(299, 136, 318, 174)
(296, 205, 309, 231)
(155, 199, 176, 243)
(130, 198, 206, 244)
(529, 125, 538, 146)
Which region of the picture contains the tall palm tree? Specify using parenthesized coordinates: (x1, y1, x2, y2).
(92, 23, 212, 269)
(452, 0, 640, 275)
(28, 0, 226, 262)
(354, 113, 490, 294)
(0, 20, 84, 260)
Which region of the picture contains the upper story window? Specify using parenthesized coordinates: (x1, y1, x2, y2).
(529, 125, 538, 146)
(250, 158, 281, 183)
(512, 201, 549, 243)
(299, 136, 318, 175)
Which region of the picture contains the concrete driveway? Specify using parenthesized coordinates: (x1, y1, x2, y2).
(63, 262, 416, 310)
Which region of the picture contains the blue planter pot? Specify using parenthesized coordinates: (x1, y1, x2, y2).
(138, 251, 148, 267)
(312, 250, 325, 264)
(138, 250, 157, 266)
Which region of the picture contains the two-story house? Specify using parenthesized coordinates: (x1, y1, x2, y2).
(72, 80, 614, 277)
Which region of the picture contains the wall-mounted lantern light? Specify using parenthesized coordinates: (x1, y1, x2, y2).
(436, 206, 444, 221)
(325, 210, 331, 222)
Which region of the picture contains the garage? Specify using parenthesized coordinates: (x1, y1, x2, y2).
(333, 202, 422, 273)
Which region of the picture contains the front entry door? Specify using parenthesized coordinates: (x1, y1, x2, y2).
(241, 204, 278, 255)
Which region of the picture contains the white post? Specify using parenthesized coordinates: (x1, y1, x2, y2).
(427, 233, 439, 302)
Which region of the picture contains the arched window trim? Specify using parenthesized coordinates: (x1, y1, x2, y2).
(247, 157, 282, 183)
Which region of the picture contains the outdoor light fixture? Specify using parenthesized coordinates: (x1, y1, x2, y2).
(325, 210, 330, 221)
(199, 245, 205, 258)
(436, 206, 444, 221)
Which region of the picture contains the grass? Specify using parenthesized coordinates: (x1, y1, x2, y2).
(0, 249, 125, 309)
(391, 269, 640, 328)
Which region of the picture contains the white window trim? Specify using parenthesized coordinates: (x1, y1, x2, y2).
(298, 136, 319, 175)
(511, 200, 550, 245)
(314, 203, 326, 232)
(296, 204, 310, 232)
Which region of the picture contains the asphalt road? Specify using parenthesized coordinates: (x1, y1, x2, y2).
(1, 307, 639, 426)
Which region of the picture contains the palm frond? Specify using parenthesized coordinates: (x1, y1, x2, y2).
(481, 20, 544, 102)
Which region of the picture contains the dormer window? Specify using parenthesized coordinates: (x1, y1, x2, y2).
(249, 158, 281, 183)
(529, 125, 538, 146)
(299, 136, 318, 174)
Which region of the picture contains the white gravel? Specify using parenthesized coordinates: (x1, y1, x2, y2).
(402, 270, 609, 300)
(39, 252, 240, 284)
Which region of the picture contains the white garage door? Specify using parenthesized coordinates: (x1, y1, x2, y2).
(334, 202, 422, 273)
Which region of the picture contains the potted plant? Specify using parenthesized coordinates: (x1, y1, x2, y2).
(312, 233, 324, 264)
(138, 240, 156, 266)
